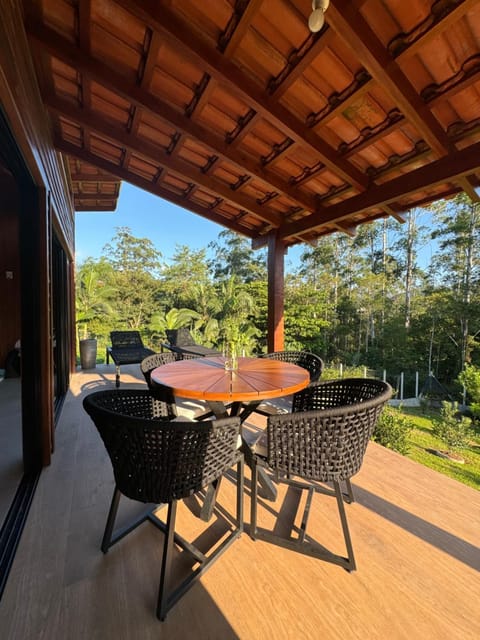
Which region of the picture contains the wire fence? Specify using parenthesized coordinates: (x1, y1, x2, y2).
(327, 363, 424, 401)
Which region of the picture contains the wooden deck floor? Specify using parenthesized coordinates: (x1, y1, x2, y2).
(1, 365, 479, 639)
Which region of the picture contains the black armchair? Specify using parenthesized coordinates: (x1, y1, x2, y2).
(242, 350, 324, 419)
(83, 389, 243, 621)
(262, 350, 323, 382)
(250, 378, 392, 571)
(140, 351, 199, 415)
(106, 330, 155, 387)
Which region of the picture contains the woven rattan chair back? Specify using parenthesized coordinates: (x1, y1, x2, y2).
(140, 352, 178, 387)
(83, 389, 244, 620)
(262, 350, 323, 382)
(83, 389, 240, 503)
(272, 378, 392, 482)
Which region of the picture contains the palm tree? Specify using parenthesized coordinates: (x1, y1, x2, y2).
(75, 262, 114, 342)
(217, 276, 256, 353)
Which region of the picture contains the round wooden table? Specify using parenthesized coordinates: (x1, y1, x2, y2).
(151, 356, 311, 515)
(150, 355, 310, 408)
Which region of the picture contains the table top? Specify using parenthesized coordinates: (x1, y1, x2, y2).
(150, 356, 310, 403)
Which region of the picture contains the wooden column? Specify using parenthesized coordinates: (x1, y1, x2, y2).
(267, 230, 285, 352)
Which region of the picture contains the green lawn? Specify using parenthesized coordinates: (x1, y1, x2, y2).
(398, 406, 480, 490)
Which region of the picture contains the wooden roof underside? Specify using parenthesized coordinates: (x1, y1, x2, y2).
(23, 0, 480, 247)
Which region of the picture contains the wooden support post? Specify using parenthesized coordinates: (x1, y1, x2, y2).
(267, 231, 285, 352)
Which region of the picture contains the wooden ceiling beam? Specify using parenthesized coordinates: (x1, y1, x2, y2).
(123, 30, 163, 169)
(73, 189, 120, 199)
(114, 0, 369, 190)
(327, 1, 455, 158)
(221, 0, 263, 56)
(427, 66, 480, 108)
(75, 204, 117, 211)
(57, 139, 257, 237)
(458, 175, 480, 202)
(382, 204, 407, 224)
(279, 140, 480, 238)
(25, 20, 317, 213)
(70, 173, 119, 181)
(47, 96, 284, 227)
(78, 0, 92, 153)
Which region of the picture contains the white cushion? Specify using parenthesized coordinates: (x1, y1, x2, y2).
(255, 401, 289, 416)
(170, 415, 242, 449)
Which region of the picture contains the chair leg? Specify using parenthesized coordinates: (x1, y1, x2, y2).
(199, 478, 222, 522)
(250, 458, 259, 540)
(236, 456, 244, 533)
(156, 459, 244, 621)
(101, 487, 154, 553)
(101, 487, 121, 553)
(333, 480, 356, 572)
(115, 365, 120, 388)
(157, 500, 177, 621)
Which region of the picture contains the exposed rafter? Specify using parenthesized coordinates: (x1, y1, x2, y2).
(113, 0, 369, 190)
(280, 141, 480, 239)
(57, 138, 258, 238)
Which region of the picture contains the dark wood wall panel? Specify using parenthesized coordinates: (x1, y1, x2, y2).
(0, 180, 21, 369)
(0, 1, 75, 258)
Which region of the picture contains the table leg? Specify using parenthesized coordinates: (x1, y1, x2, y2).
(208, 401, 278, 503)
(199, 478, 222, 522)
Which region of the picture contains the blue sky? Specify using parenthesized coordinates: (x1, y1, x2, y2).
(75, 181, 304, 271)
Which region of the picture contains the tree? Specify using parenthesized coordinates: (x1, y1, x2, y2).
(160, 245, 211, 309)
(430, 195, 480, 371)
(284, 278, 330, 354)
(75, 259, 114, 342)
(458, 364, 480, 421)
(215, 275, 257, 354)
(208, 230, 266, 282)
(103, 226, 162, 275)
(102, 227, 162, 330)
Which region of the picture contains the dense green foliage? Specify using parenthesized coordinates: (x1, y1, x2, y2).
(75, 196, 480, 404)
(431, 401, 473, 451)
(372, 406, 414, 454)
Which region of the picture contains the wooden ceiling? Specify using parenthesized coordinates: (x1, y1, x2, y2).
(23, 0, 480, 247)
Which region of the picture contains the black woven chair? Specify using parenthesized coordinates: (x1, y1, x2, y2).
(140, 351, 200, 386)
(140, 351, 180, 386)
(242, 350, 324, 419)
(106, 330, 155, 387)
(262, 350, 323, 382)
(83, 389, 244, 621)
(140, 351, 202, 418)
(250, 378, 392, 571)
